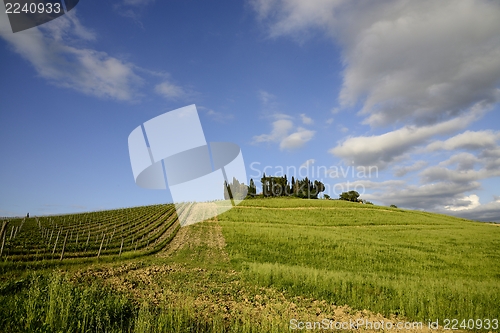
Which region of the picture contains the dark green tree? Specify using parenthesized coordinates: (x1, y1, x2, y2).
(248, 178, 257, 197)
(339, 191, 360, 202)
(223, 180, 232, 200)
(224, 178, 248, 200)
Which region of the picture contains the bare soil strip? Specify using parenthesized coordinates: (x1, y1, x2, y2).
(235, 205, 397, 213)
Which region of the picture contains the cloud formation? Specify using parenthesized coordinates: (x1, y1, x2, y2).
(155, 81, 187, 100)
(361, 180, 482, 212)
(122, 0, 154, 5)
(332, 175, 500, 220)
(280, 127, 315, 150)
(198, 106, 234, 122)
(0, 8, 190, 102)
(300, 113, 313, 125)
(252, 0, 500, 127)
(329, 109, 483, 168)
(393, 161, 428, 177)
(253, 114, 315, 150)
(445, 197, 500, 222)
(253, 92, 316, 150)
(251, 0, 500, 221)
(0, 9, 142, 101)
(259, 90, 276, 106)
(427, 130, 500, 152)
(445, 194, 480, 212)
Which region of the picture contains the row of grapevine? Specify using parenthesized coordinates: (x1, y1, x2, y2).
(0, 203, 186, 262)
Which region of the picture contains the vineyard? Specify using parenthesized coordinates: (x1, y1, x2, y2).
(0, 203, 189, 262)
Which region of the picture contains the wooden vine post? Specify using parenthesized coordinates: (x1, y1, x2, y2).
(60, 231, 68, 260)
(119, 238, 124, 256)
(97, 233, 106, 258)
(0, 221, 7, 257)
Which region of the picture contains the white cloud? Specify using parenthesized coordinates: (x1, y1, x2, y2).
(338, 125, 348, 133)
(350, 165, 500, 221)
(198, 106, 234, 122)
(329, 109, 482, 168)
(250, 0, 344, 40)
(114, 0, 155, 26)
(334, 179, 406, 190)
(340, 1, 500, 128)
(427, 130, 500, 152)
(0, 9, 142, 101)
(253, 92, 315, 150)
(155, 81, 187, 100)
(300, 113, 313, 125)
(394, 160, 428, 177)
(42, 9, 96, 42)
(445, 197, 500, 222)
(445, 194, 481, 211)
(420, 166, 500, 185)
(326, 118, 334, 125)
(258, 90, 276, 106)
(0, 7, 191, 102)
(253, 118, 294, 144)
(253, 116, 315, 150)
(251, 0, 500, 219)
(122, 0, 154, 5)
(280, 127, 315, 150)
(439, 153, 480, 171)
(361, 180, 482, 211)
(252, 0, 500, 127)
(271, 113, 293, 120)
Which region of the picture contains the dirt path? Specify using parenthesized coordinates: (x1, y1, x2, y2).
(235, 205, 396, 213)
(157, 202, 228, 259)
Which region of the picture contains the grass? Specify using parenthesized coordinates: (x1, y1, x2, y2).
(219, 198, 500, 322)
(0, 198, 499, 332)
(0, 272, 135, 332)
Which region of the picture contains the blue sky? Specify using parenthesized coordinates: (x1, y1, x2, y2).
(1, 0, 500, 221)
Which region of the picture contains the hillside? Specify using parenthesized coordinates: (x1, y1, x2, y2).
(0, 198, 499, 332)
(219, 198, 500, 323)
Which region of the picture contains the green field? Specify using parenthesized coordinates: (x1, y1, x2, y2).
(219, 198, 500, 322)
(0, 198, 499, 332)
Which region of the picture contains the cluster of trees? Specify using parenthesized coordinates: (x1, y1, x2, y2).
(223, 177, 248, 200)
(224, 177, 385, 206)
(339, 190, 361, 202)
(325, 190, 373, 205)
(246, 174, 325, 199)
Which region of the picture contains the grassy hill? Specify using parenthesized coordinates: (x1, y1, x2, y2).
(219, 198, 500, 323)
(0, 198, 498, 332)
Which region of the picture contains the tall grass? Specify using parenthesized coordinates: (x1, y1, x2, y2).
(0, 271, 290, 332)
(0, 273, 135, 332)
(220, 198, 500, 322)
(242, 262, 499, 321)
(134, 302, 288, 333)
